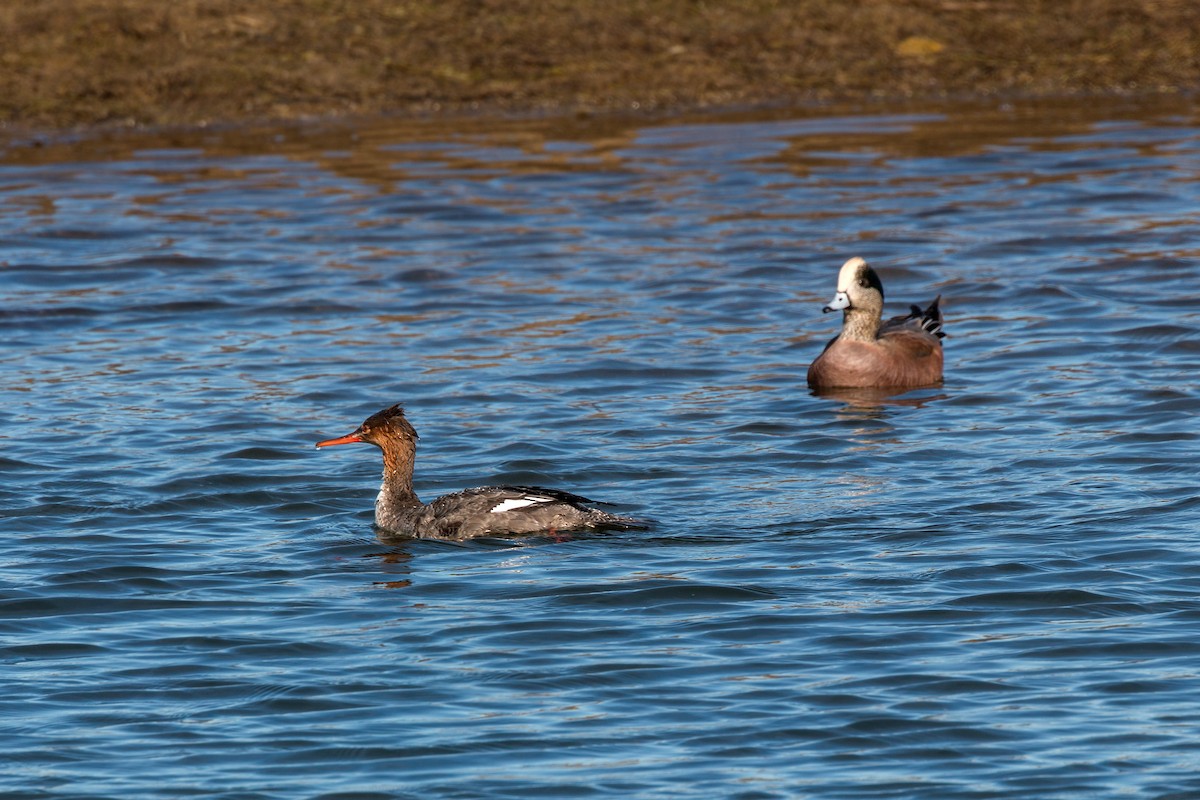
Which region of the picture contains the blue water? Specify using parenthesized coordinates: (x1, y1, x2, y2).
(4, 97, 1200, 799)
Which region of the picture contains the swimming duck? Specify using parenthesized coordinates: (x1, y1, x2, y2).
(807, 257, 944, 389)
(315, 403, 643, 538)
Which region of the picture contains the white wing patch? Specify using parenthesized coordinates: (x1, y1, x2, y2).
(490, 495, 555, 514)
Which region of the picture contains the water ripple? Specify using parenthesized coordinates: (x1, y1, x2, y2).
(3, 98, 1200, 798)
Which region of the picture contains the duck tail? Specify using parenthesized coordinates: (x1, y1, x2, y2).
(914, 295, 944, 339)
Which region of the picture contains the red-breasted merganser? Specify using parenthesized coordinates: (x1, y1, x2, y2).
(315, 403, 644, 538)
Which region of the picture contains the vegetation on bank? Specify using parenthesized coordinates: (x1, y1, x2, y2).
(1, 0, 1197, 130)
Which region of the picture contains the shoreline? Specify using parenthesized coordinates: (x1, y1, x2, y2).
(2, 88, 1194, 156)
(1, 91, 1194, 169)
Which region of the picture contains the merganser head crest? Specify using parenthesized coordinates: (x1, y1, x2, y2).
(360, 403, 419, 442)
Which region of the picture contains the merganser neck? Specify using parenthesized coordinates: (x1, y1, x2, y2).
(379, 445, 422, 510)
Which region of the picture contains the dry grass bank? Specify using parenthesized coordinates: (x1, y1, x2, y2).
(1, 0, 1197, 130)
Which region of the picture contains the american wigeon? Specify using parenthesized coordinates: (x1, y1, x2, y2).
(807, 257, 944, 390)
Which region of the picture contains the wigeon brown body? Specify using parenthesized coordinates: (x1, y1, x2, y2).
(807, 257, 944, 390)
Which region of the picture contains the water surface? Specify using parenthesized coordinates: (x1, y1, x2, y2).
(3, 97, 1200, 799)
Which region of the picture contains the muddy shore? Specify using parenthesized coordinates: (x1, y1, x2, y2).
(2, 1, 1198, 133)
